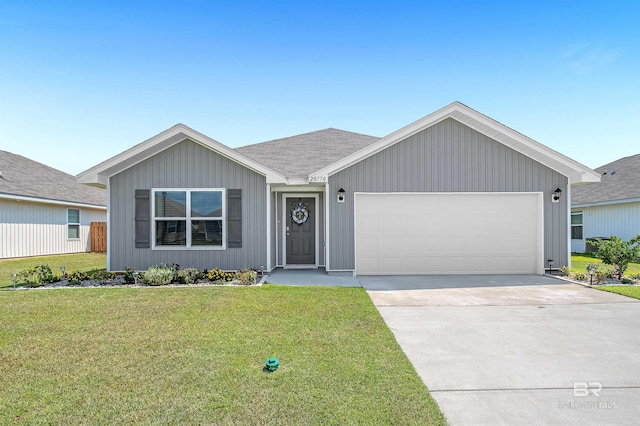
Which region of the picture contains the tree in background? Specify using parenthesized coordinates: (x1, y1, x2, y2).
(591, 235, 640, 279)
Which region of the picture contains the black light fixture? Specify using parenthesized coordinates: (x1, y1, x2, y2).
(552, 187, 562, 203)
(337, 188, 346, 203)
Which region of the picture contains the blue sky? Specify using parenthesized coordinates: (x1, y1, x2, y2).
(1, 0, 638, 175)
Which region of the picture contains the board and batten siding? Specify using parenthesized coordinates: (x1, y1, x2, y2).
(109, 139, 267, 271)
(571, 202, 640, 253)
(329, 118, 569, 271)
(0, 198, 106, 258)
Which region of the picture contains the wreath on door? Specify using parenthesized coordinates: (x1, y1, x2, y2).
(291, 202, 310, 225)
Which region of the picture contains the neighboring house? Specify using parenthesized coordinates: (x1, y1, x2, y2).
(0, 151, 107, 259)
(571, 154, 640, 253)
(77, 102, 599, 275)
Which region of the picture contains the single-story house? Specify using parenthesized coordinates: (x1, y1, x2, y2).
(571, 153, 640, 253)
(77, 102, 599, 275)
(0, 150, 107, 259)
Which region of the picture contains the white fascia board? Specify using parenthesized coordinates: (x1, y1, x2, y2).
(77, 124, 287, 185)
(0, 193, 107, 210)
(572, 197, 640, 208)
(310, 102, 600, 185)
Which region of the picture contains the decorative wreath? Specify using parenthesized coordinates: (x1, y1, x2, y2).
(291, 202, 310, 225)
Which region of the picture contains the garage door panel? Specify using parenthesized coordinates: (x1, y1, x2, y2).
(355, 193, 543, 275)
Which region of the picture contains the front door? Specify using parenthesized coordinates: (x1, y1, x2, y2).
(286, 197, 315, 265)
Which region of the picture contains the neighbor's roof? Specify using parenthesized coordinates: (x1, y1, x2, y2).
(235, 128, 379, 179)
(311, 102, 600, 185)
(572, 153, 640, 206)
(0, 150, 106, 208)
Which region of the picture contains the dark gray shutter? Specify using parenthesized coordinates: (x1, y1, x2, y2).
(135, 189, 151, 248)
(227, 189, 242, 248)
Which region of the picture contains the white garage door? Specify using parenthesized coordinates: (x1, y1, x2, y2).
(354, 193, 543, 275)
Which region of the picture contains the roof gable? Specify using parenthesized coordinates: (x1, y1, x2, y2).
(310, 102, 600, 185)
(77, 124, 287, 185)
(572, 153, 640, 205)
(0, 150, 106, 207)
(235, 128, 379, 179)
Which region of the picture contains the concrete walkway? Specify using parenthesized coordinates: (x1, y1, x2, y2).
(265, 268, 361, 287)
(361, 275, 640, 425)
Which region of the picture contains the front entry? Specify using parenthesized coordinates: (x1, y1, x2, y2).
(286, 197, 316, 265)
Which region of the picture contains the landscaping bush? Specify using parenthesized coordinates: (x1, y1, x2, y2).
(17, 265, 57, 287)
(142, 264, 177, 286)
(234, 269, 256, 285)
(89, 269, 115, 282)
(573, 272, 589, 282)
(67, 270, 89, 285)
(207, 268, 234, 282)
(178, 268, 202, 284)
(123, 267, 137, 284)
(560, 266, 570, 276)
(591, 235, 640, 279)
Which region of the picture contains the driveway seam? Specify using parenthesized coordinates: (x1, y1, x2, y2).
(429, 386, 640, 393)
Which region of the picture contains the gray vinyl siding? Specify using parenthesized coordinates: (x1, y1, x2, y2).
(329, 118, 569, 270)
(109, 139, 267, 271)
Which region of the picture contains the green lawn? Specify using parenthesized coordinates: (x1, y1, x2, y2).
(0, 285, 446, 425)
(0, 253, 106, 288)
(596, 286, 640, 300)
(570, 253, 640, 275)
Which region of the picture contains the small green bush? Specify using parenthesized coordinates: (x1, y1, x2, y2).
(89, 269, 115, 282)
(67, 270, 89, 285)
(17, 265, 56, 287)
(559, 266, 570, 276)
(234, 269, 256, 286)
(142, 264, 177, 286)
(595, 265, 615, 283)
(207, 268, 234, 282)
(573, 272, 589, 282)
(123, 267, 136, 284)
(621, 277, 634, 284)
(178, 268, 202, 284)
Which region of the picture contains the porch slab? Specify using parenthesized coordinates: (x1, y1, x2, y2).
(265, 268, 361, 287)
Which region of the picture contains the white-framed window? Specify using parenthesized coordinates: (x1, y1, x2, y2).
(571, 211, 583, 240)
(67, 208, 80, 239)
(152, 188, 225, 249)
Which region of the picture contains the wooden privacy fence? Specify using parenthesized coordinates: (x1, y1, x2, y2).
(91, 222, 107, 253)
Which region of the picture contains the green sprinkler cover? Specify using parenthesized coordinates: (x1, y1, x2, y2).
(265, 357, 279, 371)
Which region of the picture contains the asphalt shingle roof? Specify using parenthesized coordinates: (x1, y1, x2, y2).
(572, 153, 640, 205)
(235, 128, 379, 178)
(0, 150, 106, 207)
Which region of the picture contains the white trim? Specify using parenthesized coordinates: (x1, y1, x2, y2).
(566, 183, 572, 268)
(77, 124, 287, 186)
(0, 193, 106, 210)
(275, 191, 279, 266)
(266, 184, 272, 271)
(270, 184, 326, 192)
(282, 193, 320, 268)
(310, 102, 600, 185)
(325, 182, 330, 272)
(106, 180, 111, 272)
(572, 196, 640, 208)
(151, 188, 227, 250)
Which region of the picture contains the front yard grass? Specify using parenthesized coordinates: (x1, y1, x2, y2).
(570, 253, 640, 275)
(0, 285, 445, 425)
(0, 253, 106, 288)
(596, 286, 640, 300)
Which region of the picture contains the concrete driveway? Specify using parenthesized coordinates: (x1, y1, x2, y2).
(358, 275, 640, 425)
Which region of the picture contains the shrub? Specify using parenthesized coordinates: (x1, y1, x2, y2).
(591, 235, 640, 279)
(573, 272, 589, 282)
(123, 267, 136, 284)
(207, 268, 234, 283)
(142, 264, 177, 286)
(178, 268, 202, 284)
(89, 269, 115, 282)
(594, 265, 615, 283)
(234, 269, 256, 285)
(559, 266, 570, 276)
(621, 278, 634, 284)
(17, 265, 56, 287)
(67, 270, 89, 285)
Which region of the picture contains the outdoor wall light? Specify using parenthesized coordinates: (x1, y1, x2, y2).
(337, 188, 346, 203)
(552, 187, 562, 203)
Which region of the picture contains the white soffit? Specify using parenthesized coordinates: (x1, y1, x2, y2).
(311, 102, 600, 185)
(77, 124, 287, 185)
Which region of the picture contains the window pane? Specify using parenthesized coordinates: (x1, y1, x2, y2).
(191, 191, 222, 217)
(571, 213, 583, 225)
(191, 220, 222, 246)
(156, 220, 187, 246)
(68, 224, 80, 239)
(155, 191, 186, 217)
(68, 209, 80, 223)
(571, 226, 583, 240)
